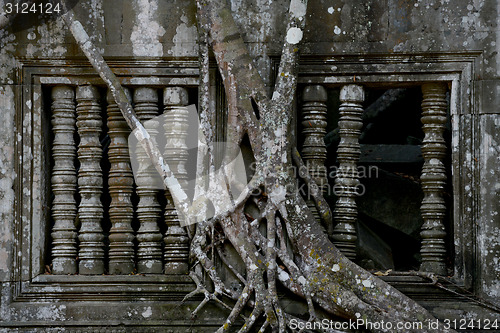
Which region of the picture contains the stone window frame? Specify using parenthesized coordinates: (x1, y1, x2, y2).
(10, 52, 481, 307)
(291, 52, 481, 291)
(11, 59, 225, 304)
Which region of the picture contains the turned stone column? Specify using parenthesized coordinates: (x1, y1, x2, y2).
(134, 87, 163, 274)
(107, 88, 135, 274)
(419, 83, 448, 275)
(51, 86, 78, 274)
(76, 85, 105, 275)
(301, 85, 328, 221)
(331, 84, 364, 260)
(163, 87, 190, 274)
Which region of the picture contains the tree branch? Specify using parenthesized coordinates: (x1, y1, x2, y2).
(271, 0, 308, 109)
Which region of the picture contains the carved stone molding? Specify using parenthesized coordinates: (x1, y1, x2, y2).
(7, 56, 483, 328)
(76, 85, 105, 275)
(301, 85, 328, 221)
(107, 88, 135, 274)
(134, 87, 164, 274)
(419, 82, 448, 275)
(331, 84, 365, 260)
(163, 87, 190, 275)
(50, 85, 78, 275)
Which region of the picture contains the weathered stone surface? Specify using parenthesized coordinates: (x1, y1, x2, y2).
(419, 83, 448, 275)
(0, 85, 15, 282)
(50, 85, 78, 275)
(134, 87, 163, 274)
(332, 84, 365, 260)
(301, 85, 328, 221)
(76, 85, 105, 275)
(0, 0, 499, 327)
(477, 80, 500, 114)
(107, 88, 136, 275)
(478, 114, 500, 307)
(163, 87, 190, 275)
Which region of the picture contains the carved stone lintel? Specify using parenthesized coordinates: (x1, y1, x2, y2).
(76, 85, 105, 275)
(51, 85, 78, 275)
(419, 83, 448, 275)
(107, 88, 135, 274)
(332, 84, 365, 261)
(134, 87, 163, 274)
(163, 87, 190, 275)
(301, 85, 328, 221)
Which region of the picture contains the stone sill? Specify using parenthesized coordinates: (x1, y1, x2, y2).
(32, 273, 193, 284)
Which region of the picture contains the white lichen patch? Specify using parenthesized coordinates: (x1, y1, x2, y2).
(279, 270, 290, 281)
(362, 279, 373, 288)
(131, 0, 165, 57)
(34, 305, 67, 320)
(460, 11, 482, 31)
(142, 306, 152, 318)
(170, 14, 197, 56)
(334, 26, 342, 35)
(331, 264, 341, 272)
(328, 7, 334, 14)
(289, 0, 307, 18)
(286, 27, 303, 45)
(269, 186, 286, 205)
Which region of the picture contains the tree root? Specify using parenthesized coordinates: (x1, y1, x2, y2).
(184, 270, 240, 318)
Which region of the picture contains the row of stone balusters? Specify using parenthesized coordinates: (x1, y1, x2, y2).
(50, 84, 190, 275)
(300, 83, 449, 275)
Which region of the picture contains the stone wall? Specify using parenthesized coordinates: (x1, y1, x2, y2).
(0, 0, 499, 329)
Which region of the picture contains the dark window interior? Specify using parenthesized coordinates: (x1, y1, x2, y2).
(298, 85, 453, 271)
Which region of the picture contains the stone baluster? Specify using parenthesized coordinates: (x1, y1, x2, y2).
(76, 85, 105, 275)
(301, 85, 328, 221)
(163, 87, 190, 274)
(107, 88, 135, 274)
(419, 83, 448, 275)
(134, 87, 163, 274)
(331, 84, 364, 260)
(51, 86, 78, 274)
